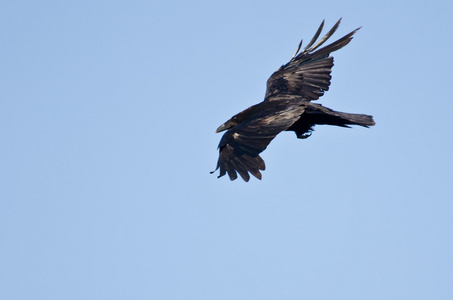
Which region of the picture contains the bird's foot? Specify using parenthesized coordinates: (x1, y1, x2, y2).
(297, 132, 312, 139)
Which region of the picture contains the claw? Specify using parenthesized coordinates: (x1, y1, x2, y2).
(297, 132, 312, 139)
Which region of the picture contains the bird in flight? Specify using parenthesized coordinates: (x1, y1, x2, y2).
(212, 19, 375, 182)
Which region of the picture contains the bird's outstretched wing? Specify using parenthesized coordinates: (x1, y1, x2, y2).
(212, 102, 307, 181)
(265, 19, 360, 101)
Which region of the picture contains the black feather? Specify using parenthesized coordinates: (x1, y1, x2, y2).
(212, 19, 375, 181)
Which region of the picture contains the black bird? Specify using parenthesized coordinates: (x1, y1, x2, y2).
(212, 19, 375, 181)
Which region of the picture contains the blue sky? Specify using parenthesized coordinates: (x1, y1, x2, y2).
(1, 0, 453, 299)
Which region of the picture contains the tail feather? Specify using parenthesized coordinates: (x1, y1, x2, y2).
(329, 111, 375, 127)
(287, 103, 375, 138)
(306, 103, 375, 127)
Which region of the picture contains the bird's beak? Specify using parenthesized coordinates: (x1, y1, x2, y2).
(215, 124, 228, 133)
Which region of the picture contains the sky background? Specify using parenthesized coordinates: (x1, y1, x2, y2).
(1, 0, 453, 299)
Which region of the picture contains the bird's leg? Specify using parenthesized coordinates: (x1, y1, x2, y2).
(296, 132, 312, 139)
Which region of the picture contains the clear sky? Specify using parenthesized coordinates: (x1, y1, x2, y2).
(1, 0, 453, 299)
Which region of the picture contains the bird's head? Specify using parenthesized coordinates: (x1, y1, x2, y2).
(215, 116, 239, 133)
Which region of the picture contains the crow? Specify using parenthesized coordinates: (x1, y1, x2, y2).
(212, 19, 375, 181)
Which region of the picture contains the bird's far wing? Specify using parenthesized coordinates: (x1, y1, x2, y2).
(212, 103, 306, 181)
(264, 19, 360, 101)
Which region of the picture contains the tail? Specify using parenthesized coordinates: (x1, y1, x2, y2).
(326, 110, 375, 127)
(305, 102, 375, 127)
(287, 103, 375, 138)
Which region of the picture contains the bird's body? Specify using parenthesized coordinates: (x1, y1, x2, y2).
(212, 19, 375, 181)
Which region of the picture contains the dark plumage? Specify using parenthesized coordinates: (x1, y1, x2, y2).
(212, 19, 375, 182)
